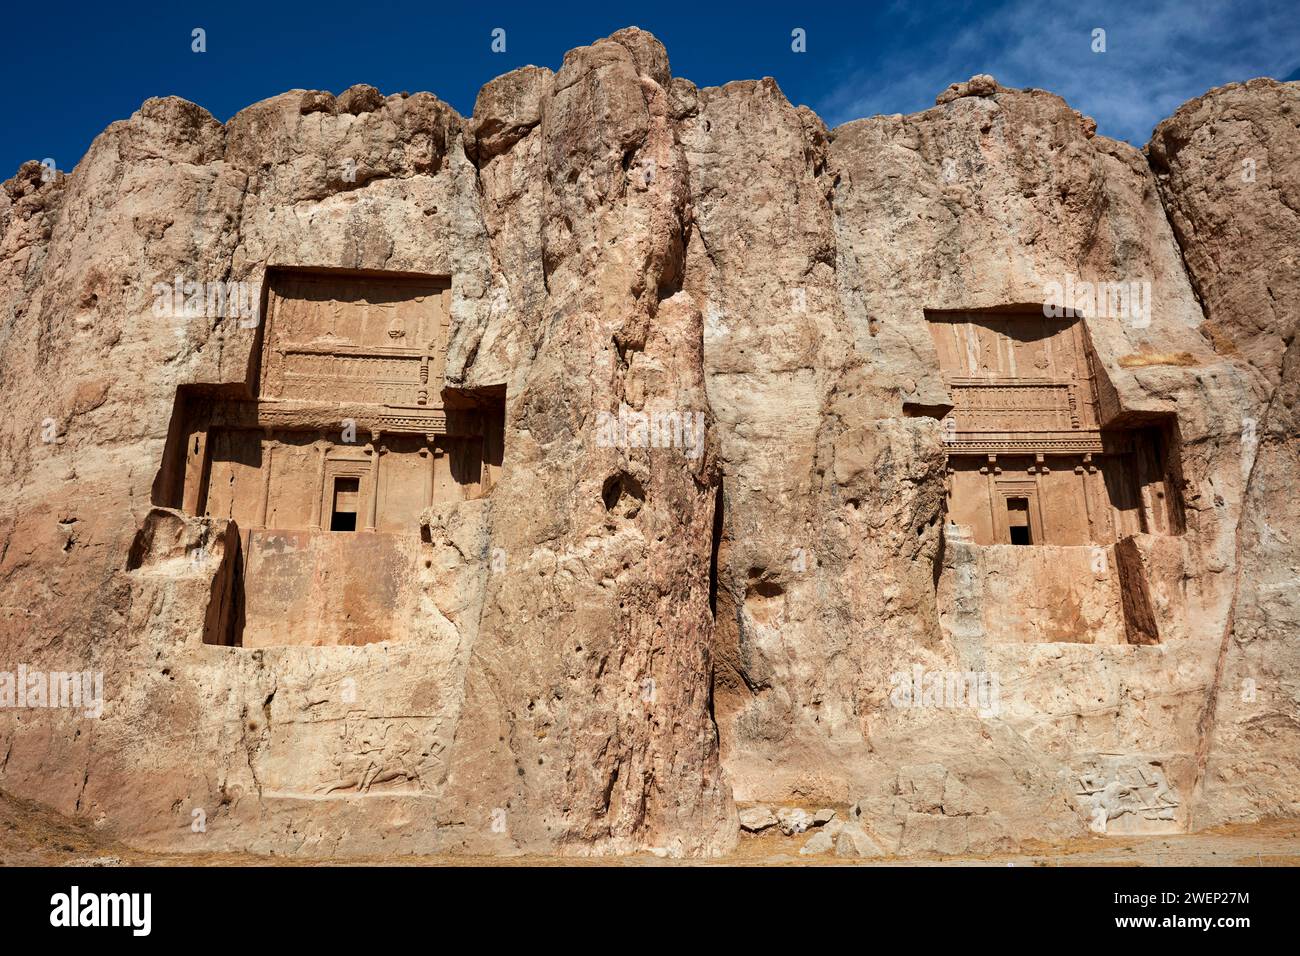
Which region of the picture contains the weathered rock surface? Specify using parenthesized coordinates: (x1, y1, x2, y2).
(0, 33, 1296, 859)
(1149, 78, 1300, 381)
(799, 828, 835, 855)
(737, 806, 778, 832)
(835, 821, 884, 858)
(776, 807, 813, 834)
(1150, 78, 1300, 828)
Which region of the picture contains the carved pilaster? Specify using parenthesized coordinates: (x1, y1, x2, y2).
(257, 428, 275, 528)
(419, 438, 434, 509)
(984, 454, 1000, 542)
(365, 430, 384, 532)
(309, 434, 329, 530)
(1031, 452, 1048, 541)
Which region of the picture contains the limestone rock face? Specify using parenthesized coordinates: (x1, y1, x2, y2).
(435, 28, 733, 856)
(1149, 78, 1300, 382)
(0, 31, 1296, 858)
(1150, 78, 1300, 826)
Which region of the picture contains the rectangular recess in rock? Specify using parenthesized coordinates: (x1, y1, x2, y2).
(928, 308, 1183, 547)
(1007, 498, 1032, 545)
(259, 268, 451, 404)
(930, 307, 1187, 645)
(331, 477, 360, 531)
(147, 268, 508, 647)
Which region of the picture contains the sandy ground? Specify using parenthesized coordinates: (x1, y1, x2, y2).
(2, 789, 1297, 866)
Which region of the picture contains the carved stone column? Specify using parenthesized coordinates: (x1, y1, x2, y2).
(1031, 452, 1048, 543)
(1135, 453, 1156, 535)
(309, 434, 329, 530)
(418, 352, 430, 406)
(257, 428, 275, 529)
(422, 433, 437, 508)
(432, 436, 446, 505)
(1078, 452, 1096, 543)
(981, 454, 1001, 544)
(365, 431, 384, 532)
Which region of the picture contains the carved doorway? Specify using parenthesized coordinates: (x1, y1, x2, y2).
(995, 479, 1043, 545)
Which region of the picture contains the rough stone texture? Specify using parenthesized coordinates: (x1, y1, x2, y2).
(337, 84, 387, 116)
(433, 28, 733, 857)
(0, 32, 1296, 859)
(799, 828, 834, 855)
(1149, 78, 1300, 827)
(835, 821, 884, 858)
(737, 806, 778, 832)
(776, 806, 812, 834)
(943, 541, 1127, 645)
(1148, 78, 1300, 381)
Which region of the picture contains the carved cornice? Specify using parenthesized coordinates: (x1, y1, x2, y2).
(207, 400, 489, 437)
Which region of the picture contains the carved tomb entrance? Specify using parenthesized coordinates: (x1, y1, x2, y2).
(154, 268, 505, 647)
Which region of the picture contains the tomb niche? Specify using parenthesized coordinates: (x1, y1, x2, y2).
(926, 308, 1183, 547)
(153, 267, 506, 648)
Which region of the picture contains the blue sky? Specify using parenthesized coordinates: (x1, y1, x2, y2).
(3, 0, 1297, 178)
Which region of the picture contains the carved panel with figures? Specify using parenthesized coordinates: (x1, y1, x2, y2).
(928, 309, 1182, 548)
(261, 269, 451, 406)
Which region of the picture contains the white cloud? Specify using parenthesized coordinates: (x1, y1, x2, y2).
(820, 0, 1300, 143)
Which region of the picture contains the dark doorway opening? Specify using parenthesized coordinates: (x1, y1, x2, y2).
(331, 477, 360, 532)
(1007, 497, 1032, 545)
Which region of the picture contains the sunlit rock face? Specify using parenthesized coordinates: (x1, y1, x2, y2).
(1148, 77, 1300, 828)
(0, 29, 1295, 858)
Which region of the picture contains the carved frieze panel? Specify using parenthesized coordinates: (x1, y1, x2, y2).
(929, 311, 1099, 440)
(261, 269, 451, 406)
(926, 309, 1182, 547)
(948, 379, 1082, 433)
(928, 310, 1091, 381)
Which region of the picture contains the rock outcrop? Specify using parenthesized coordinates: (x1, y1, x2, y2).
(0, 29, 1295, 858)
(1149, 78, 1300, 827)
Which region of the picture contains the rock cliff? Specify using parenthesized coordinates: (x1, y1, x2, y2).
(0, 28, 1295, 857)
